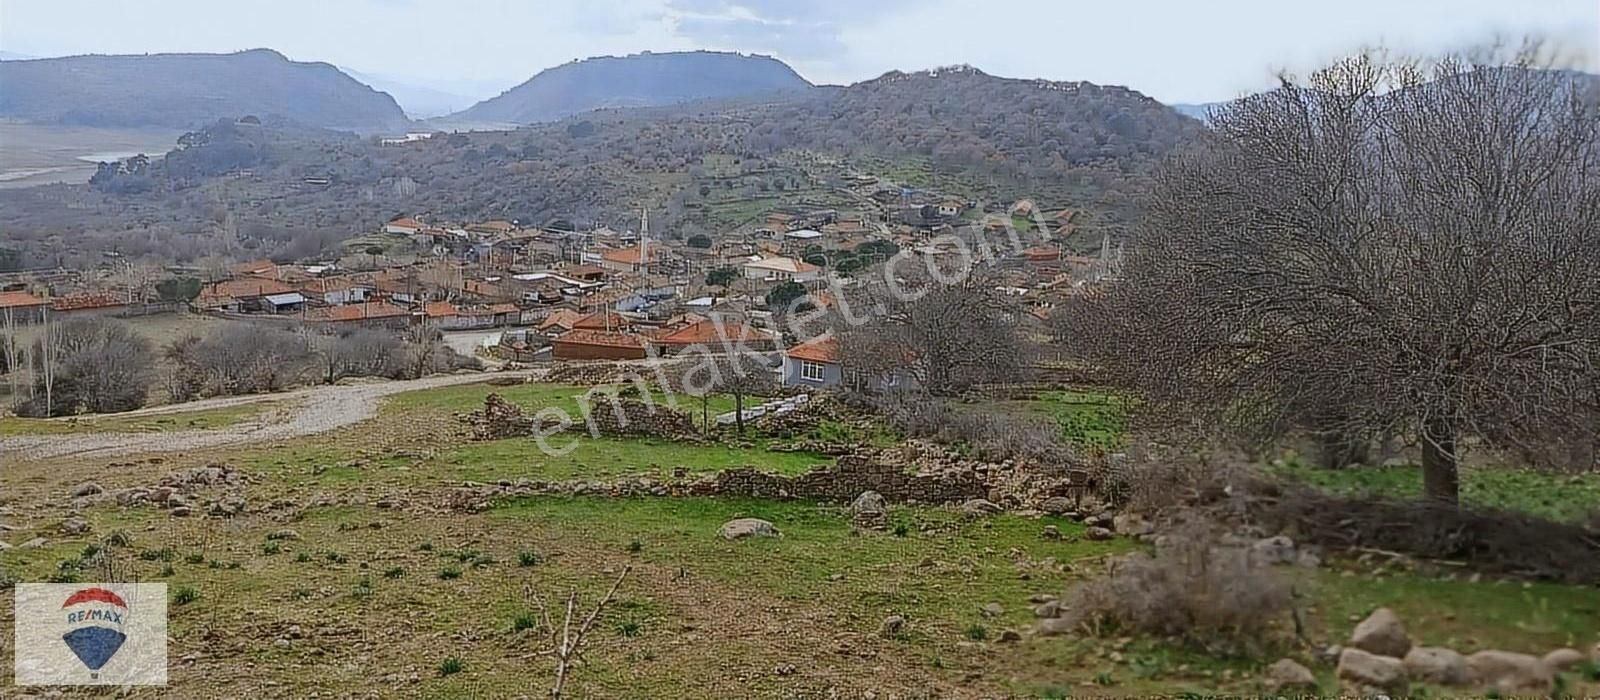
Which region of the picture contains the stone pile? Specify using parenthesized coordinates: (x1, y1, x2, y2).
(582, 399, 699, 440)
(111, 463, 251, 518)
(1326, 607, 1580, 696)
(459, 393, 542, 440)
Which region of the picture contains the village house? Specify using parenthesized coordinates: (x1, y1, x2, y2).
(0, 289, 50, 323)
(741, 256, 821, 284)
(297, 277, 372, 306)
(782, 335, 842, 387)
(193, 278, 298, 314)
(649, 318, 776, 354)
(598, 245, 652, 274)
(385, 217, 424, 236)
(550, 330, 648, 360)
(306, 300, 412, 327)
(49, 292, 136, 319)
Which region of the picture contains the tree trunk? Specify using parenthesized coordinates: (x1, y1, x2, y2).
(1421, 414, 1459, 505)
(734, 392, 744, 434)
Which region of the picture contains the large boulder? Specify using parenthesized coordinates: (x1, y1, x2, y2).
(71, 482, 104, 498)
(960, 499, 1001, 518)
(878, 615, 905, 639)
(1337, 648, 1409, 696)
(1349, 607, 1411, 658)
(1039, 497, 1073, 515)
(1264, 658, 1318, 693)
(59, 517, 91, 536)
(1111, 513, 1153, 536)
(1250, 535, 1297, 565)
(1467, 650, 1553, 695)
(1541, 647, 1585, 672)
(718, 518, 779, 541)
(1402, 646, 1472, 686)
(848, 491, 888, 530)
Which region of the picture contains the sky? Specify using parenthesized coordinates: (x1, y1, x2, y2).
(1, 0, 1596, 105)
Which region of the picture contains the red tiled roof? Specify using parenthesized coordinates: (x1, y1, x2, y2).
(654, 319, 771, 346)
(228, 259, 277, 276)
(422, 301, 457, 318)
(571, 310, 631, 331)
(310, 301, 411, 322)
(600, 247, 650, 265)
(552, 330, 644, 349)
(537, 309, 584, 332)
(0, 290, 48, 309)
(298, 277, 366, 294)
(388, 217, 423, 229)
(786, 335, 838, 364)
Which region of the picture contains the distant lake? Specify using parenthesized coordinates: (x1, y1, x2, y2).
(0, 124, 180, 188)
(76, 150, 164, 164)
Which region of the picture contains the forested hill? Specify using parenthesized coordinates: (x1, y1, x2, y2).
(0, 49, 412, 132)
(449, 50, 813, 125)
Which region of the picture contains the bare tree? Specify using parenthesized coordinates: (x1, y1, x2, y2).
(316, 329, 403, 383)
(16, 317, 155, 416)
(1066, 43, 1600, 504)
(836, 265, 1026, 396)
(676, 351, 776, 434)
(527, 566, 631, 699)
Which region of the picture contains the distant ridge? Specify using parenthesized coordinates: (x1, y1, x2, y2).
(0, 49, 411, 132)
(448, 50, 813, 125)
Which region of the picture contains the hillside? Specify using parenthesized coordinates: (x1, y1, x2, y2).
(450, 50, 812, 125)
(0, 49, 411, 132)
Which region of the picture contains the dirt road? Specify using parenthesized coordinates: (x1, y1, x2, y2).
(0, 369, 543, 463)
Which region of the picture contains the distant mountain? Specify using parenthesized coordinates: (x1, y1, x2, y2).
(449, 50, 812, 125)
(0, 51, 37, 61)
(341, 67, 477, 119)
(0, 49, 411, 132)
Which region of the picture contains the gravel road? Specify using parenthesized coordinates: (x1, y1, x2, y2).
(0, 369, 543, 463)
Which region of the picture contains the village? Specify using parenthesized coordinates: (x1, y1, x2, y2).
(0, 172, 1119, 389)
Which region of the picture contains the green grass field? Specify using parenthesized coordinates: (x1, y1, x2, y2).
(1277, 462, 1600, 523)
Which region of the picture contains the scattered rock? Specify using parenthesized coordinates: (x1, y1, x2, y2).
(1402, 646, 1471, 686)
(1040, 525, 1061, 540)
(960, 499, 1001, 518)
(997, 629, 1022, 643)
(1027, 593, 1057, 604)
(878, 615, 905, 639)
(273, 638, 291, 649)
(1039, 497, 1073, 515)
(718, 518, 779, 541)
(1264, 658, 1318, 693)
(1035, 618, 1073, 636)
(1033, 601, 1061, 618)
(1467, 650, 1553, 695)
(1084, 526, 1114, 541)
(1349, 607, 1411, 658)
(59, 518, 91, 535)
(286, 625, 304, 640)
(71, 482, 104, 498)
(1541, 648, 1584, 672)
(1337, 647, 1409, 696)
(1250, 535, 1297, 565)
(979, 603, 1003, 618)
(19, 537, 48, 549)
(774, 663, 797, 676)
(1111, 513, 1153, 536)
(169, 506, 194, 518)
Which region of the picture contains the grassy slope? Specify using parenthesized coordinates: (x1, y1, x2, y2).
(3, 380, 1597, 697)
(1278, 462, 1600, 523)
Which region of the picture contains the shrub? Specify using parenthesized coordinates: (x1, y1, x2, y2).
(616, 620, 642, 637)
(261, 542, 282, 555)
(295, 551, 312, 563)
(104, 530, 132, 548)
(383, 566, 406, 579)
(183, 553, 204, 565)
(138, 547, 175, 562)
(626, 540, 644, 553)
(437, 657, 465, 676)
(438, 566, 462, 580)
(516, 550, 541, 567)
(1059, 519, 1291, 655)
(963, 624, 988, 641)
(512, 611, 539, 632)
(172, 585, 200, 606)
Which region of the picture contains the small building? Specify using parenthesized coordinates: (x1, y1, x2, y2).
(550, 330, 647, 360)
(782, 335, 842, 387)
(385, 217, 424, 236)
(0, 289, 49, 323)
(599, 246, 651, 274)
(650, 319, 776, 354)
(741, 256, 821, 284)
(263, 292, 307, 314)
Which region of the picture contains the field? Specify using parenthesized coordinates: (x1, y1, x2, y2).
(2, 380, 1597, 697)
(0, 123, 182, 189)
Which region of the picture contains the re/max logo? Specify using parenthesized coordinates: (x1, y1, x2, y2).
(65, 609, 124, 625)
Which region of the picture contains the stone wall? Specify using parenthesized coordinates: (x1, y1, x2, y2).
(696, 454, 987, 504)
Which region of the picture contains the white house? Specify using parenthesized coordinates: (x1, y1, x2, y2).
(385, 217, 423, 236)
(741, 256, 821, 283)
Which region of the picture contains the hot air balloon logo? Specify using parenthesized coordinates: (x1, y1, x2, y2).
(59, 587, 129, 677)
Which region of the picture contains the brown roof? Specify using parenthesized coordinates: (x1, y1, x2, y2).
(786, 335, 838, 364)
(600, 247, 650, 265)
(0, 290, 48, 309)
(206, 278, 296, 299)
(388, 217, 423, 229)
(422, 301, 457, 318)
(228, 259, 277, 276)
(309, 301, 411, 322)
(298, 276, 367, 294)
(654, 319, 771, 346)
(552, 330, 644, 350)
(537, 309, 584, 332)
(571, 310, 632, 331)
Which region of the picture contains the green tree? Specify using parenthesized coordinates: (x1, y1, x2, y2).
(765, 281, 807, 310)
(686, 234, 712, 249)
(705, 267, 738, 287)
